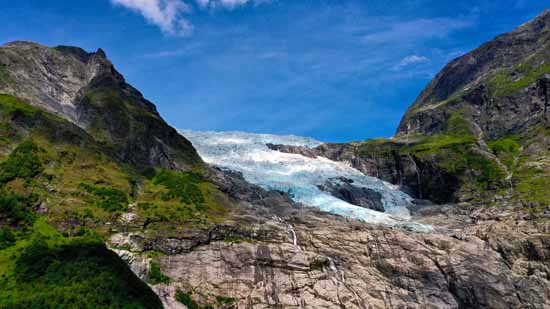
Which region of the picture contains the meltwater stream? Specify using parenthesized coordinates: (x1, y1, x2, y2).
(181, 130, 431, 231)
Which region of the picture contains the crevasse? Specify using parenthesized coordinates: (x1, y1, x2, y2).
(181, 130, 431, 231)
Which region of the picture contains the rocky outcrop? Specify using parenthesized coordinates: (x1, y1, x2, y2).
(268, 141, 461, 204)
(318, 177, 385, 212)
(110, 189, 550, 308)
(0, 41, 201, 170)
(397, 10, 550, 138)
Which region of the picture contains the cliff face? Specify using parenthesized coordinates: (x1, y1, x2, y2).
(397, 9, 550, 138)
(0, 41, 201, 170)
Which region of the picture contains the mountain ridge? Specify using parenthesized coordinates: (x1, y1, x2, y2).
(0, 41, 201, 170)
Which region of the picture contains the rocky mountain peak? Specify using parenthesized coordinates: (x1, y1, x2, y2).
(0, 41, 120, 121)
(396, 9, 550, 138)
(0, 41, 201, 169)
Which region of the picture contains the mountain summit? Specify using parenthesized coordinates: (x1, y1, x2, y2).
(0, 41, 201, 169)
(397, 9, 550, 137)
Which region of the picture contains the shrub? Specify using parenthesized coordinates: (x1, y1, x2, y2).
(148, 261, 170, 285)
(488, 137, 521, 170)
(0, 227, 15, 250)
(0, 140, 44, 184)
(0, 190, 36, 225)
(79, 183, 129, 212)
(0, 225, 163, 308)
(152, 169, 205, 206)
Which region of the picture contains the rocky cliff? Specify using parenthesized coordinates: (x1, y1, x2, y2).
(0, 41, 201, 170)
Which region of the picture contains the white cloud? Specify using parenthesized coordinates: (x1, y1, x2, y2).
(400, 55, 429, 66)
(392, 54, 430, 71)
(112, 0, 272, 36)
(111, 0, 194, 36)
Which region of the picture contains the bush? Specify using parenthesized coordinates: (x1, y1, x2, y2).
(152, 169, 205, 206)
(147, 261, 170, 285)
(0, 227, 15, 250)
(0, 190, 36, 225)
(0, 227, 163, 308)
(79, 183, 129, 212)
(0, 140, 44, 184)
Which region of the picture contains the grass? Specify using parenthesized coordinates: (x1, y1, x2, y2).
(515, 167, 550, 207)
(488, 137, 521, 170)
(152, 169, 205, 206)
(489, 61, 550, 97)
(137, 169, 231, 232)
(0, 94, 38, 117)
(79, 182, 129, 212)
(0, 139, 44, 184)
(175, 290, 204, 309)
(174, 291, 236, 309)
(147, 261, 170, 285)
(0, 189, 37, 226)
(0, 227, 15, 250)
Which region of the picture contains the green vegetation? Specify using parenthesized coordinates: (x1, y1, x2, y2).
(0, 190, 37, 225)
(174, 289, 236, 308)
(488, 137, 521, 170)
(0, 227, 15, 250)
(147, 261, 170, 285)
(79, 182, 129, 212)
(0, 94, 39, 121)
(0, 220, 163, 308)
(152, 169, 205, 206)
(359, 113, 505, 198)
(215, 295, 237, 306)
(0, 65, 12, 84)
(514, 166, 550, 209)
(0, 140, 44, 184)
(175, 290, 213, 309)
(137, 169, 231, 230)
(404, 113, 503, 191)
(137, 201, 197, 223)
(489, 62, 550, 97)
(176, 290, 203, 309)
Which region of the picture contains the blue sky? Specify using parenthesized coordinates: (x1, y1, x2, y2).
(1, 1, 548, 142)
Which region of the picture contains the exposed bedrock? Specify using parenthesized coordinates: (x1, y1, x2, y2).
(317, 177, 385, 212)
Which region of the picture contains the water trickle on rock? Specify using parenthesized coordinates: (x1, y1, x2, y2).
(182, 130, 430, 230)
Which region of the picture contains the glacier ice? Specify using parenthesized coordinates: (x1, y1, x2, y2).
(181, 130, 431, 231)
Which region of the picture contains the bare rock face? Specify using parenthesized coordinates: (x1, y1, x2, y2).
(0, 41, 110, 120)
(101, 168, 550, 309)
(396, 10, 550, 138)
(112, 201, 550, 308)
(0, 41, 202, 169)
(318, 177, 385, 212)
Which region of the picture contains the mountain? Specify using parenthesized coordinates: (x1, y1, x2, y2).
(0, 41, 201, 170)
(2, 11, 550, 308)
(397, 9, 550, 138)
(274, 10, 550, 207)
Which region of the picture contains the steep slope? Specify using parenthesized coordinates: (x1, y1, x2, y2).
(0, 41, 201, 170)
(274, 11, 550, 207)
(0, 43, 225, 307)
(397, 9, 550, 138)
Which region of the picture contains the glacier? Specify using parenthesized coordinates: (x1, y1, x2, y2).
(181, 130, 431, 231)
